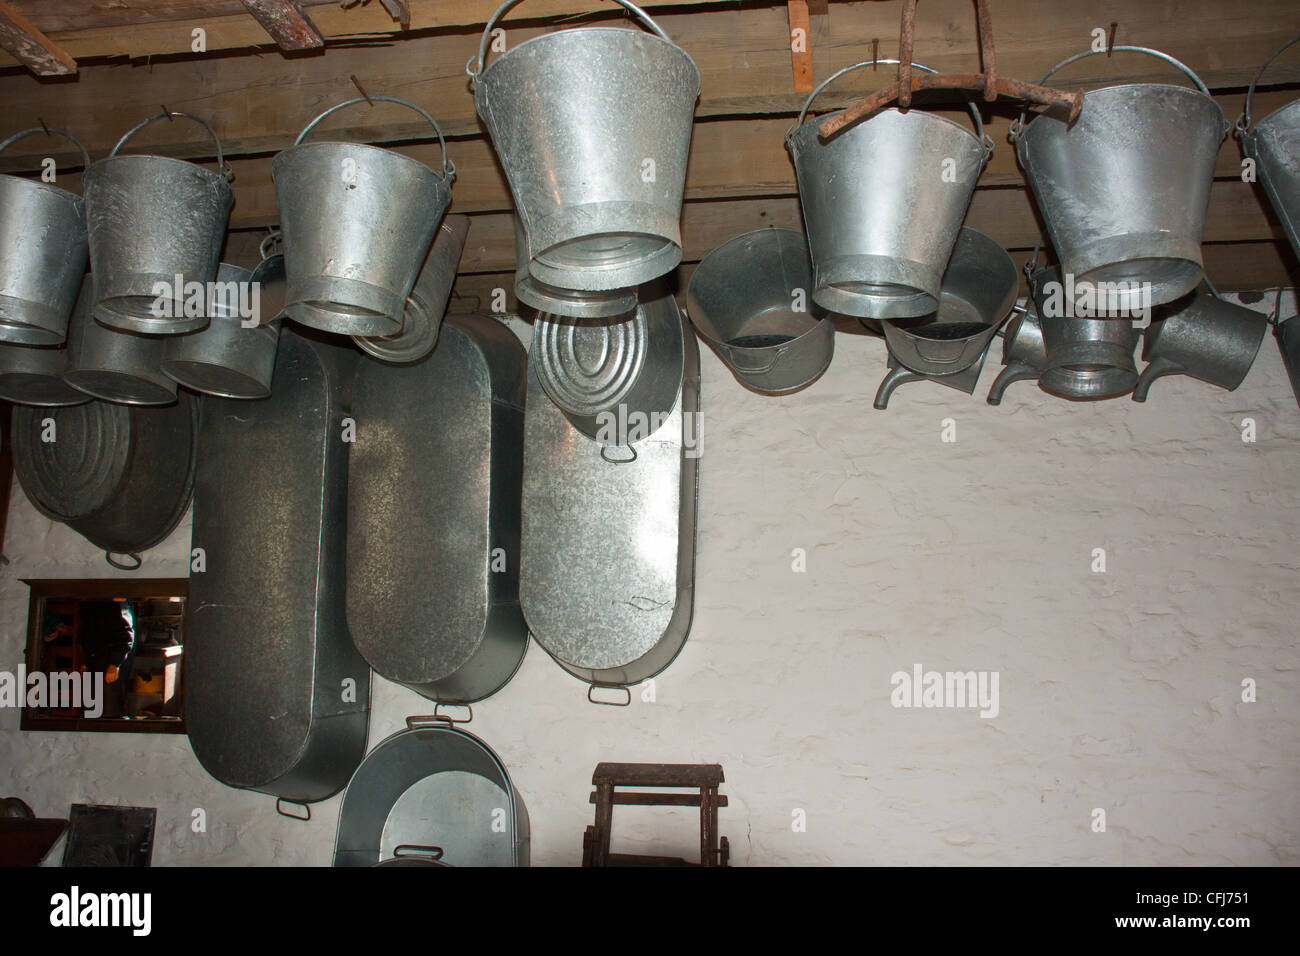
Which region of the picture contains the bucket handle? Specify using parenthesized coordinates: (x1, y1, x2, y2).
(0, 126, 91, 171)
(467, 0, 673, 78)
(1236, 32, 1300, 136)
(788, 60, 994, 155)
(110, 111, 234, 180)
(293, 96, 454, 181)
(1010, 46, 1216, 139)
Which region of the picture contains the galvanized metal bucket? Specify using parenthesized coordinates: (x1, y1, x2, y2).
(83, 112, 233, 334)
(353, 214, 469, 364)
(471, 0, 699, 292)
(986, 306, 1045, 405)
(161, 263, 281, 399)
(786, 60, 993, 319)
(1030, 266, 1140, 400)
(63, 275, 176, 405)
(0, 127, 90, 346)
(273, 96, 455, 337)
(513, 215, 636, 320)
(1013, 47, 1226, 312)
(881, 227, 1017, 377)
(1237, 34, 1300, 264)
(873, 344, 991, 410)
(686, 227, 834, 393)
(531, 284, 685, 443)
(334, 717, 529, 867)
(1276, 312, 1300, 410)
(0, 340, 90, 406)
(1133, 287, 1267, 401)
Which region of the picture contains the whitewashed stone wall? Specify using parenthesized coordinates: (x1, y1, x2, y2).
(3, 292, 1297, 866)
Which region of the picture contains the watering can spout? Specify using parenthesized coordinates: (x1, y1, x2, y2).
(1132, 356, 1183, 402)
(986, 362, 1038, 405)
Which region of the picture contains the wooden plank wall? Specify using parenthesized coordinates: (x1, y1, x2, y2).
(1, 0, 1298, 310)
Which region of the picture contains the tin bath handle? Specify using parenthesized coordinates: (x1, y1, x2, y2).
(259, 230, 283, 261)
(110, 111, 233, 181)
(105, 551, 142, 571)
(293, 96, 454, 182)
(587, 684, 632, 706)
(468, 0, 676, 78)
(728, 343, 784, 375)
(276, 798, 311, 821)
(392, 844, 445, 861)
(0, 126, 91, 172)
(1236, 31, 1300, 135)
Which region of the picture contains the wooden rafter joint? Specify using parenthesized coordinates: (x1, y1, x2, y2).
(0, 1, 76, 76)
(788, 1, 813, 94)
(240, 0, 324, 51)
(342, 0, 411, 30)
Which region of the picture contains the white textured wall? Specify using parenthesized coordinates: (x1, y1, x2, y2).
(3, 292, 1298, 866)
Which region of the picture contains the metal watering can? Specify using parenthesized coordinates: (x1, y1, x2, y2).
(83, 112, 233, 334)
(1012, 47, 1226, 312)
(1133, 284, 1268, 402)
(986, 306, 1045, 406)
(873, 345, 992, 410)
(0, 127, 90, 346)
(273, 96, 454, 337)
(471, 0, 699, 293)
(786, 59, 993, 320)
(686, 227, 834, 394)
(1237, 33, 1300, 265)
(1029, 265, 1140, 401)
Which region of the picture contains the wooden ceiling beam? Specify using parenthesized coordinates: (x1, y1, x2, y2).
(0, 1, 75, 75)
(240, 0, 323, 50)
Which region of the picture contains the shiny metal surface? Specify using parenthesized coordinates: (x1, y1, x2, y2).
(1276, 316, 1300, 410)
(13, 394, 198, 560)
(334, 721, 529, 867)
(63, 275, 176, 405)
(84, 113, 232, 333)
(1030, 267, 1140, 400)
(1015, 48, 1225, 311)
(187, 329, 370, 803)
(787, 61, 989, 320)
(473, 2, 698, 292)
(1133, 290, 1267, 401)
(531, 285, 683, 441)
(686, 227, 833, 393)
(353, 215, 468, 364)
(881, 227, 1017, 377)
(274, 98, 453, 337)
(348, 315, 528, 704)
(1242, 99, 1300, 264)
(0, 339, 91, 406)
(521, 307, 699, 687)
(873, 346, 990, 410)
(160, 263, 281, 399)
(0, 128, 89, 346)
(986, 307, 1046, 405)
(512, 215, 637, 319)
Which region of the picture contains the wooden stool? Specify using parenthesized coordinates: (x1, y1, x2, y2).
(582, 762, 729, 867)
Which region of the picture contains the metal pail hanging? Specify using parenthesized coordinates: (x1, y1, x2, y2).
(1237, 34, 1300, 264)
(531, 284, 684, 443)
(0, 128, 90, 346)
(881, 227, 1017, 376)
(0, 339, 90, 407)
(334, 718, 529, 867)
(786, 60, 993, 320)
(161, 263, 281, 399)
(1030, 266, 1140, 400)
(353, 214, 469, 364)
(1133, 287, 1267, 401)
(83, 112, 233, 334)
(686, 227, 834, 393)
(273, 96, 455, 337)
(1013, 47, 1226, 312)
(1276, 312, 1300, 410)
(63, 275, 176, 405)
(986, 306, 1045, 405)
(512, 215, 636, 320)
(471, 0, 700, 292)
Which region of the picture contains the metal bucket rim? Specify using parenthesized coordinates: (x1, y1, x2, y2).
(687, 226, 815, 346)
(477, 26, 700, 94)
(1017, 83, 1226, 143)
(270, 139, 451, 183)
(84, 153, 235, 198)
(788, 104, 985, 153)
(158, 359, 273, 400)
(0, 171, 85, 204)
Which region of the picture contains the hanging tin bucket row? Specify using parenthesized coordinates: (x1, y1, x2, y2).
(273, 96, 455, 337)
(686, 227, 834, 393)
(1029, 266, 1140, 400)
(353, 214, 470, 364)
(1013, 47, 1226, 313)
(1237, 33, 1300, 265)
(0, 128, 90, 346)
(1133, 285, 1267, 402)
(471, 0, 700, 293)
(513, 215, 637, 320)
(84, 112, 233, 335)
(881, 227, 1018, 377)
(531, 284, 684, 442)
(61, 275, 176, 406)
(786, 60, 993, 320)
(160, 262, 281, 399)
